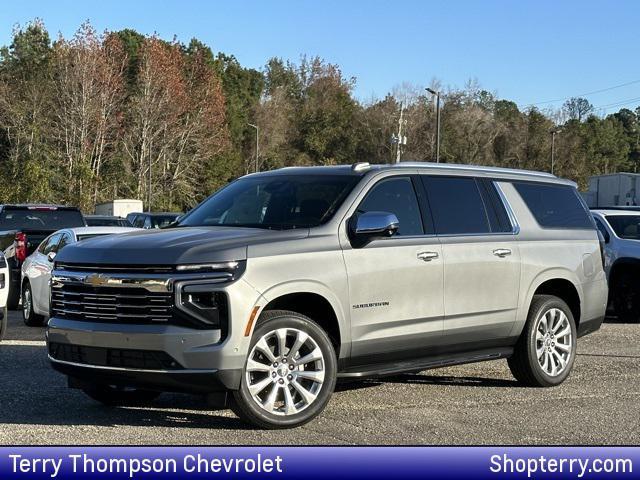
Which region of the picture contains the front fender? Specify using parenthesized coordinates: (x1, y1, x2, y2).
(255, 279, 351, 358)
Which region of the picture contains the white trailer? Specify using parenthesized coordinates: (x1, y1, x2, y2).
(583, 173, 640, 207)
(94, 199, 143, 218)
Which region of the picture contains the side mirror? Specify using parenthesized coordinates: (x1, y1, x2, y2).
(349, 211, 399, 247)
(47, 251, 56, 262)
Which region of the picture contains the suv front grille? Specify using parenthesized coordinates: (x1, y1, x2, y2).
(50, 283, 173, 324)
(49, 342, 182, 370)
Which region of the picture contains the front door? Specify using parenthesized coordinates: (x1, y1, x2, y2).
(342, 175, 444, 365)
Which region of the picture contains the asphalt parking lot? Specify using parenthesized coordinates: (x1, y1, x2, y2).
(1, 310, 638, 445)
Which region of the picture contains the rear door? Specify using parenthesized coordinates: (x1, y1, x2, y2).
(421, 175, 521, 346)
(342, 174, 444, 365)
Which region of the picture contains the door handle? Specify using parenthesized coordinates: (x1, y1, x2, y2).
(417, 251, 439, 262)
(493, 248, 512, 258)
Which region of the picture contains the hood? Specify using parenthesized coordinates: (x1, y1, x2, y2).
(55, 226, 309, 265)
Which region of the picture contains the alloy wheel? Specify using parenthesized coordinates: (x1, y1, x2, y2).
(245, 327, 325, 416)
(535, 308, 572, 377)
(23, 287, 31, 319)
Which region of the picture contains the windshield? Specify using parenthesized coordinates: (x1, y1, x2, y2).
(86, 217, 131, 227)
(0, 208, 85, 230)
(178, 174, 361, 229)
(606, 215, 640, 240)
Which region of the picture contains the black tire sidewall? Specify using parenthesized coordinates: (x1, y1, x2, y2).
(233, 312, 337, 429)
(613, 272, 640, 322)
(525, 297, 577, 386)
(0, 306, 7, 341)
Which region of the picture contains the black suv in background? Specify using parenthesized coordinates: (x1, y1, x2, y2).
(0, 204, 85, 309)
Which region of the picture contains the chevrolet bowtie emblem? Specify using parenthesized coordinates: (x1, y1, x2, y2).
(85, 273, 108, 286)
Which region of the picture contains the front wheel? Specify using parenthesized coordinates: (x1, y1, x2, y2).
(231, 310, 337, 429)
(508, 294, 577, 387)
(22, 282, 45, 327)
(81, 384, 161, 406)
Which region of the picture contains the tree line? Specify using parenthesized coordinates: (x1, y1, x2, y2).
(1, 20, 638, 212)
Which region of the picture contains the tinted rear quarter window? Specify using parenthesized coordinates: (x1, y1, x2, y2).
(513, 182, 593, 229)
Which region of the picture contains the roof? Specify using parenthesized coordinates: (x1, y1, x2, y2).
(0, 203, 80, 210)
(62, 226, 138, 235)
(251, 162, 570, 184)
(592, 209, 640, 216)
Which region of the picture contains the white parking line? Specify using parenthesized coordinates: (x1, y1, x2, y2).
(1, 340, 46, 346)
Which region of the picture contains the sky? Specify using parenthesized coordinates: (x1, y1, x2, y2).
(1, 0, 639, 113)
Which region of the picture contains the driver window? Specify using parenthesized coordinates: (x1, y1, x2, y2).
(42, 234, 62, 255)
(57, 233, 73, 251)
(357, 177, 424, 236)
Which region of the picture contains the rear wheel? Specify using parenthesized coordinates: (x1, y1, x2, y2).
(22, 282, 45, 327)
(0, 306, 7, 341)
(231, 310, 337, 429)
(81, 384, 161, 406)
(508, 294, 577, 387)
(612, 270, 640, 323)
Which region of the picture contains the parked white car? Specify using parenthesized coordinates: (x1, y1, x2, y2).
(21, 226, 137, 326)
(0, 251, 9, 340)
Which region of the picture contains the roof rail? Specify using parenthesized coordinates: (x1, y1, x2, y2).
(352, 162, 371, 172)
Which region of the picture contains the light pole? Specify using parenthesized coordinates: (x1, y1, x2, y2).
(248, 123, 259, 173)
(550, 127, 562, 174)
(426, 88, 441, 163)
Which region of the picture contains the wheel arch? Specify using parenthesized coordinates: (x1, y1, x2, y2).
(513, 269, 583, 337)
(256, 281, 349, 358)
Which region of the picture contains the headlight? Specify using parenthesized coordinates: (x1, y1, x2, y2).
(176, 262, 239, 272)
(175, 282, 229, 329)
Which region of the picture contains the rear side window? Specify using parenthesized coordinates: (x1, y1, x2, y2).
(422, 176, 490, 235)
(513, 182, 593, 229)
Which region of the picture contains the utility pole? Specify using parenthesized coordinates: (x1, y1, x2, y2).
(550, 127, 562, 174)
(392, 102, 407, 163)
(248, 123, 259, 173)
(147, 155, 152, 212)
(426, 88, 441, 163)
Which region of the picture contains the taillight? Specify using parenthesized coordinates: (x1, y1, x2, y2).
(15, 232, 27, 262)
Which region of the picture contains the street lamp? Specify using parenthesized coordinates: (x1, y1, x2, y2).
(550, 127, 562, 174)
(248, 123, 259, 173)
(426, 88, 441, 163)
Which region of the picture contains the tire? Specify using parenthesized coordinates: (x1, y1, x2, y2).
(0, 306, 7, 342)
(81, 384, 161, 406)
(22, 282, 45, 327)
(612, 271, 640, 323)
(508, 294, 577, 387)
(7, 273, 20, 310)
(231, 310, 337, 429)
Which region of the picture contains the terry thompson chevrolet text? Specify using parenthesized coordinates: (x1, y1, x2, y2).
(47, 163, 608, 428)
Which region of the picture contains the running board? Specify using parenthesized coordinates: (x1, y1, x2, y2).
(337, 347, 513, 379)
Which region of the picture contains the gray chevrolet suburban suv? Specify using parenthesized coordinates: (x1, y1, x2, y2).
(47, 163, 608, 429)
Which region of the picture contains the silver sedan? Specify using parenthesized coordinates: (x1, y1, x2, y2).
(21, 226, 137, 326)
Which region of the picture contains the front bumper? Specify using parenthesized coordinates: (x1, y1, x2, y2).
(47, 317, 247, 392)
(50, 357, 240, 393)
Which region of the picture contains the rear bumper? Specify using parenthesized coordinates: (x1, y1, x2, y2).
(50, 356, 241, 393)
(577, 314, 605, 338)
